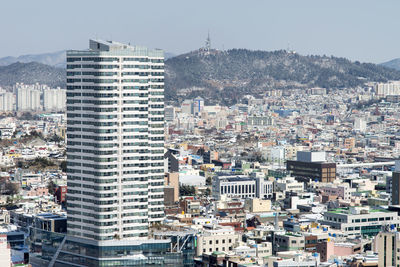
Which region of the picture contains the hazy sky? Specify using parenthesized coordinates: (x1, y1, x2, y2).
(2, 0, 400, 63)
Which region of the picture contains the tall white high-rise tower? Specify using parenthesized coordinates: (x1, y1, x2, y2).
(66, 39, 165, 241)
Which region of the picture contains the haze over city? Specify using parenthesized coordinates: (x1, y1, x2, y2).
(3, 1, 400, 267)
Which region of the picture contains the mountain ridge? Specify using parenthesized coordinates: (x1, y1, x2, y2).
(0, 51, 66, 68)
(0, 62, 65, 88)
(1, 49, 400, 105)
(165, 49, 400, 104)
(381, 58, 400, 71)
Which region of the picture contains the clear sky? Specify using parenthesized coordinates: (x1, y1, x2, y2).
(2, 0, 400, 63)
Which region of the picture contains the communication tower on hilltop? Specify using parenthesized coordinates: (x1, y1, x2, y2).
(286, 42, 296, 54)
(205, 30, 211, 52)
(198, 31, 215, 56)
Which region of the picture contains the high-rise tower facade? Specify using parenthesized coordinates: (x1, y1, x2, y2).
(66, 40, 165, 241)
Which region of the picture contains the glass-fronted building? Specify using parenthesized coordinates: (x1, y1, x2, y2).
(28, 228, 196, 267)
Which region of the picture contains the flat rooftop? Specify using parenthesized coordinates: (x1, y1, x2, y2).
(223, 177, 254, 182)
(326, 208, 392, 214)
(67, 39, 163, 57)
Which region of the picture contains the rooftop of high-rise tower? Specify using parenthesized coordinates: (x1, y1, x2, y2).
(67, 39, 164, 57)
(89, 39, 137, 52)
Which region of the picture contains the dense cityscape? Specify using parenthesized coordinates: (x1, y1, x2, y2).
(0, 38, 400, 266)
(3, 1, 400, 266)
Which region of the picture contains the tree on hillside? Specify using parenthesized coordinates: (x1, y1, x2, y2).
(60, 161, 67, 173)
(5, 182, 20, 196)
(30, 130, 44, 139)
(47, 179, 56, 195)
(48, 134, 63, 143)
(29, 157, 56, 169)
(179, 184, 196, 196)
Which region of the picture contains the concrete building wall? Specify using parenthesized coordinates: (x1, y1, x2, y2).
(196, 228, 239, 256)
(245, 198, 271, 213)
(274, 233, 305, 252)
(321, 185, 355, 201)
(164, 172, 179, 204)
(374, 231, 400, 267)
(0, 235, 10, 266)
(297, 151, 326, 163)
(316, 241, 334, 262)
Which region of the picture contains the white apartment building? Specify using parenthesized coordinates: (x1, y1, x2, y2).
(66, 39, 164, 241)
(16, 87, 28, 111)
(16, 86, 41, 111)
(0, 91, 14, 112)
(43, 88, 66, 111)
(375, 81, 400, 97)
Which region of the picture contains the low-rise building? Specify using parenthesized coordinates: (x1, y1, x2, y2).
(321, 206, 400, 237)
(321, 184, 356, 201)
(273, 232, 305, 252)
(233, 241, 272, 258)
(196, 226, 239, 256)
(212, 174, 273, 200)
(275, 176, 304, 193)
(316, 241, 363, 262)
(245, 198, 271, 213)
(213, 175, 256, 199)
